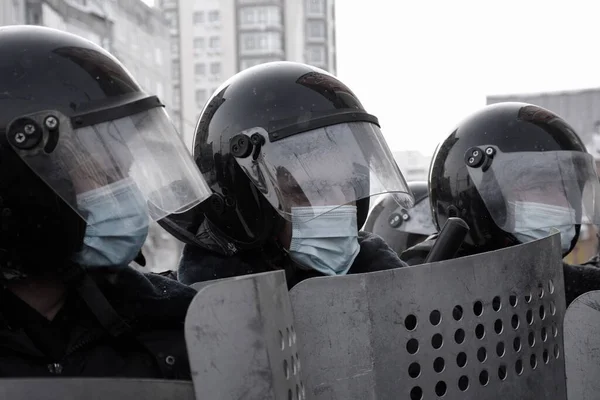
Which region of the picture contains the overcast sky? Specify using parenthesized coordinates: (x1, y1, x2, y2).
(143, 0, 600, 155)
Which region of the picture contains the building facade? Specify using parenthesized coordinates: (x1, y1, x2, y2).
(158, 0, 336, 147)
(487, 88, 600, 264)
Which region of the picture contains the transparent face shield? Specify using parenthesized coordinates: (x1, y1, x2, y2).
(396, 198, 437, 235)
(232, 121, 414, 222)
(6, 105, 211, 224)
(466, 146, 600, 235)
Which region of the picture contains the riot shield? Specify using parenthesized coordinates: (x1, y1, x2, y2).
(190, 276, 237, 292)
(290, 232, 566, 400)
(185, 270, 306, 400)
(564, 290, 600, 400)
(0, 378, 194, 399)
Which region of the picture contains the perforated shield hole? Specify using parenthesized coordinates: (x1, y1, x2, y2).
(543, 349, 550, 364)
(433, 357, 445, 373)
(405, 314, 418, 331)
(435, 381, 447, 397)
(477, 347, 487, 363)
(513, 336, 522, 352)
(539, 305, 546, 320)
(430, 310, 442, 326)
(511, 314, 520, 330)
(541, 327, 548, 342)
(509, 294, 518, 308)
(515, 359, 523, 375)
(494, 319, 503, 334)
(408, 362, 421, 378)
(458, 375, 469, 391)
(548, 279, 555, 294)
(550, 301, 556, 316)
(288, 389, 292, 400)
(498, 364, 507, 380)
(530, 354, 537, 369)
(284, 359, 289, 379)
(291, 326, 296, 344)
(492, 296, 502, 311)
(524, 290, 532, 304)
(457, 352, 467, 368)
(554, 344, 560, 359)
(537, 283, 545, 299)
(301, 383, 305, 400)
(296, 353, 301, 372)
(473, 300, 484, 316)
(287, 327, 292, 347)
(526, 309, 534, 325)
(407, 338, 419, 354)
(453, 305, 463, 321)
(552, 323, 558, 337)
(479, 370, 489, 386)
(528, 331, 536, 348)
(280, 330, 285, 350)
(410, 386, 423, 400)
(431, 334, 443, 349)
(455, 328, 465, 344)
(291, 355, 297, 375)
(475, 324, 485, 339)
(496, 341, 505, 357)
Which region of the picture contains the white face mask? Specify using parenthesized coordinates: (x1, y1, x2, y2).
(511, 201, 576, 253)
(288, 205, 360, 276)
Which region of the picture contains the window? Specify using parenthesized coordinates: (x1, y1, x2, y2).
(165, 10, 178, 28)
(154, 48, 163, 65)
(171, 41, 179, 55)
(194, 37, 205, 54)
(307, 0, 325, 15)
(208, 10, 219, 22)
(209, 36, 220, 50)
(257, 8, 267, 23)
(244, 35, 256, 50)
(241, 8, 255, 24)
(196, 89, 207, 107)
(210, 62, 221, 75)
(173, 86, 181, 109)
(307, 21, 325, 39)
(306, 46, 325, 64)
(195, 63, 206, 76)
(172, 60, 180, 81)
(193, 11, 203, 24)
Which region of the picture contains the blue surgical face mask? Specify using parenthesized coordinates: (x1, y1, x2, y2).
(511, 201, 576, 253)
(72, 178, 150, 268)
(288, 205, 360, 276)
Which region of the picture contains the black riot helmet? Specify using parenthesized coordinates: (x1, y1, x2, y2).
(429, 102, 600, 256)
(160, 62, 413, 253)
(0, 26, 210, 280)
(364, 181, 436, 254)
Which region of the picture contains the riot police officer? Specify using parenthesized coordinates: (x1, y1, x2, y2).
(400, 102, 600, 304)
(363, 181, 436, 256)
(160, 61, 413, 288)
(0, 26, 211, 377)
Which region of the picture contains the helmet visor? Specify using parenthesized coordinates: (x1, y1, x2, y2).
(466, 146, 600, 234)
(6, 107, 211, 223)
(233, 122, 414, 221)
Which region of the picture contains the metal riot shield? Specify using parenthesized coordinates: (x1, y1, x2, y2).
(190, 277, 237, 292)
(185, 270, 307, 400)
(0, 378, 194, 399)
(564, 290, 600, 400)
(290, 232, 567, 400)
